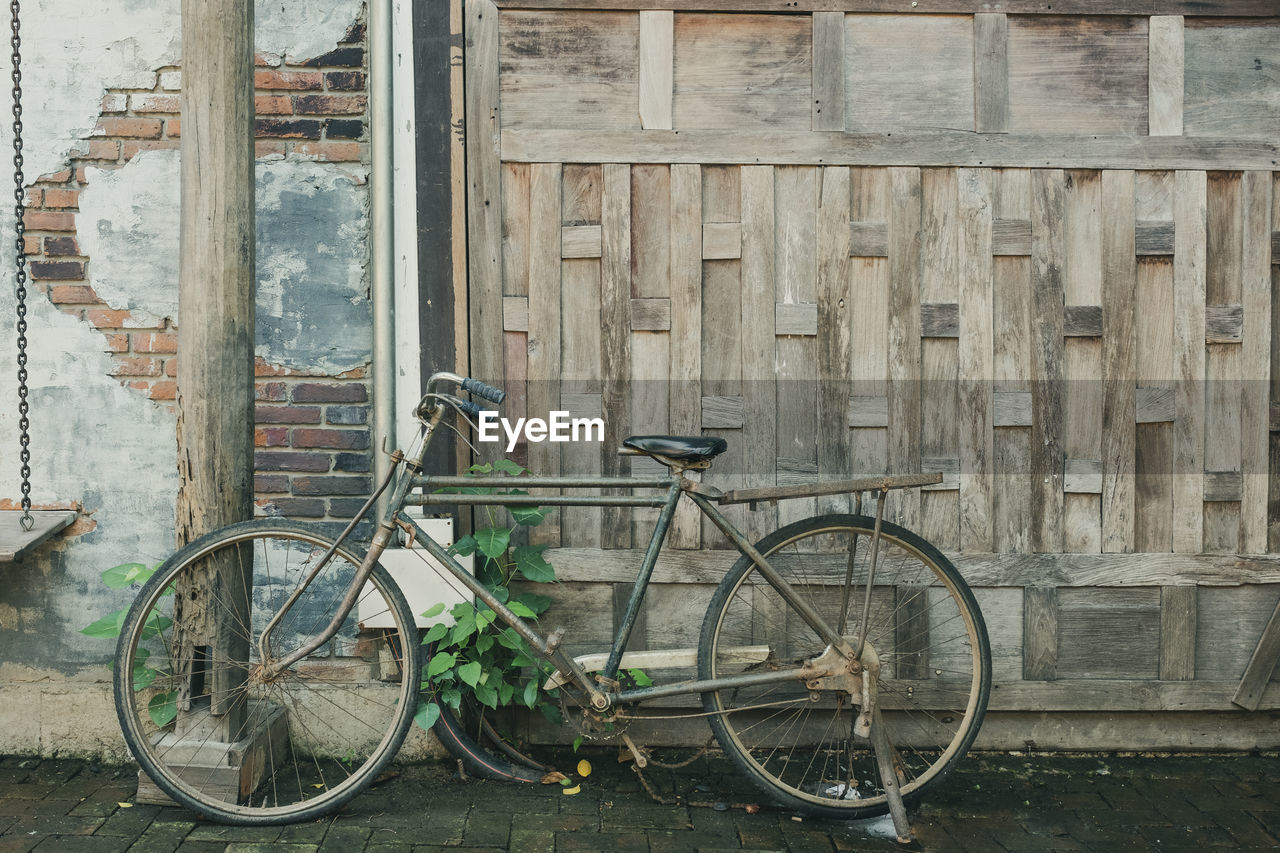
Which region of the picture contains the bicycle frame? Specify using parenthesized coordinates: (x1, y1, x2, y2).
(260, 380, 940, 715)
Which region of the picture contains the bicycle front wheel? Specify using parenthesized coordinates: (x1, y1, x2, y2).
(114, 520, 420, 824)
(699, 514, 990, 819)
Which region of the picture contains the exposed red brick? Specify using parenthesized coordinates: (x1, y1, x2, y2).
(23, 210, 75, 231)
(301, 46, 364, 68)
(292, 475, 371, 496)
(133, 332, 178, 354)
(295, 141, 361, 161)
(255, 69, 323, 90)
(149, 381, 177, 400)
(324, 71, 366, 91)
(49, 284, 97, 303)
(40, 189, 78, 209)
(293, 94, 366, 116)
(79, 140, 121, 161)
(340, 20, 365, 44)
(100, 93, 127, 113)
(111, 357, 163, 377)
(254, 474, 290, 493)
(94, 117, 163, 139)
(255, 451, 330, 473)
(255, 118, 323, 139)
(24, 189, 41, 206)
(255, 426, 290, 447)
(255, 51, 283, 68)
(165, 118, 180, 138)
(292, 428, 369, 450)
(31, 261, 86, 280)
(261, 497, 325, 518)
(87, 308, 132, 327)
(256, 405, 321, 424)
(255, 94, 293, 115)
(122, 140, 179, 159)
(130, 94, 180, 113)
(43, 236, 79, 256)
(164, 359, 177, 377)
(22, 235, 39, 255)
(45, 168, 73, 183)
(292, 382, 368, 403)
(254, 140, 288, 158)
(255, 381, 287, 402)
(324, 119, 364, 140)
(102, 333, 129, 353)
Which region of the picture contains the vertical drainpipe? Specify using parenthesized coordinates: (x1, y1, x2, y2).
(370, 0, 395, 517)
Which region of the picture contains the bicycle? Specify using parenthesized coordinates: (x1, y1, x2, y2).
(113, 370, 991, 837)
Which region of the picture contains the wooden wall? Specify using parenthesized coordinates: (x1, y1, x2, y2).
(463, 0, 1280, 741)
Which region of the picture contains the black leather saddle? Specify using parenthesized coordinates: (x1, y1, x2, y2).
(622, 435, 728, 464)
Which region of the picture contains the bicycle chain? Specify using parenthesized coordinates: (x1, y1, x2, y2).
(9, 0, 31, 531)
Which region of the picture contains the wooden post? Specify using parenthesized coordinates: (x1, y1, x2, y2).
(174, 0, 255, 742)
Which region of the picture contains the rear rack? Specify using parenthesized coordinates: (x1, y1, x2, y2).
(715, 472, 943, 506)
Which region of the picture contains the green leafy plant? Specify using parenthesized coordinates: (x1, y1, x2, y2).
(82, 562, 179, 727)
(415, 459, 562, 733)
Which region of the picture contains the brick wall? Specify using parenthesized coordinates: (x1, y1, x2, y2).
(23, 17, 373, 526)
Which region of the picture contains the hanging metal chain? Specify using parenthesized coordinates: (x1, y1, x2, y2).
(10, 0, 31, 531)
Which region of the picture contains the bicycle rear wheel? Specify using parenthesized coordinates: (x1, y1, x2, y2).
(114, 520, 420, 824)
(699, 514, 990, 819)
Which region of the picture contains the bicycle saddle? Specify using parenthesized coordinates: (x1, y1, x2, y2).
(622, 435, 728, 462)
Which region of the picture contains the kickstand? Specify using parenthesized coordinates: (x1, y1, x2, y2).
(868, 706, 913, 844)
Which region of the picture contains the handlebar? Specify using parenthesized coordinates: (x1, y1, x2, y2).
(417, 371, 506, 422)
(461, 377, 506, 404)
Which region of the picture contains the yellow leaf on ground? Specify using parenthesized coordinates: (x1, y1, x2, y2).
(576, 759, 592, 777)
(561, 784, 581, 796)
(116, 802, 133, 809)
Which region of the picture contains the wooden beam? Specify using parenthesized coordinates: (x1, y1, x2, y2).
(176, 0, 255, 739)
(1235, 598, 1280, 710)
(1171, 171, 1206, 554)
(973, 13, 1008, 133)
(1159, 586, 1196, 681)
(1022, 587, 1058, 681)
(811, 11, 845, 131)
(501, 129, 1280, 170)
(1148, 16, 1184, 137)
(495, 1, 1280, 16)
(638, 11, 673, 130)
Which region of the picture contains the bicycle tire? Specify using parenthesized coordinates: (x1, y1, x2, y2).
(698, 514, 990, 819)
(431, 693, 546, 783)
(114, 520, 420, 824)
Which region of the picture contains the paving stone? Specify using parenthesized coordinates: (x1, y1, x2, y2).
(554, 829, 648, 852)
(316, 824, 371, 852)
(93, 805, 164, 838)
(184, 825, 282, 844)
(30, 837, 131, 852)
(507, 827, 554, 853)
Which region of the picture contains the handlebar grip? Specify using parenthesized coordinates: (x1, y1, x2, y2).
(462, 377, 506, 405)
(457, 399, 484, 419)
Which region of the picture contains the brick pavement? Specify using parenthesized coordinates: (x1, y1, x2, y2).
(1, 751, 1278, 852)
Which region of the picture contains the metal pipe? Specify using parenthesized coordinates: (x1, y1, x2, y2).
(408, 493, 669, 508)
(370, 0, 395, 517)
(413, 475, 675, 489)
(616, 666, 812, 704)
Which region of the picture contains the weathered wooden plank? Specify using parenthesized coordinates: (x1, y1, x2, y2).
(545, 547, 1280, 588)
(994, 391, 1032, 427)
(921, 455, 960, 491)
(849, 221, 889, 257)
(639, 10, 674, 130)
(668, 163, 702, 549)
(920, 302, 959, 338)
(1240, 171, 1272, 553)
(1184, 20, 1280, 141)
(502, 296, 529, 333)
(1134, 253, 1175, 552)
(888, 167, 922, 530)
(701, 395, 744, 429)
(974, 13, 1009, 133)
(1063, 458, 1103, 494)
(894, 587, 930, 680)
(957, 168, 994, 551)
(740, 165, 778, 541)
(612, 582, 649, 652)
(1136, 421, 1174, 551)
(844, 14, 974, 132)
(630, 298, 672, 331)
(1136, 386, 1175, 423)
(498, 10, 639, 131)
(850, 168, 890, 482)
(1030, 170, 1065, 553)
(1063, 305, 1103, 338)
(1101, 169, 1136, 553)
(1148, 16, 1184, 137)
(496, 0, 1280, 14)
(774, 166, 819, 527)
(562, 164, 603, 226)
(673, 13, 811, 131)
(1233, 598, 1280, 710)
(1160, 585, 1196, 681)
(601, 163, 633, 548)
(992, 217, 1031, 255)
(1172, 171, 1206, 554)
(1007, 16, 1149, 135)
(811, 11, 845, 131)
(1272, 175, 1280, 554)
(527, 163, 563, 545)
(702, 222, 741, 260)
(1204, 471, 1244, 503)
(847, 395, 888, 429)
(1135, 220, 1175, 255)
(775, 303, 819, 336)
(464, 0, 504, 392)
(1057, 587, 1161, 680)
(561, 225, 602, 259)
(502, 164, 531, 296)
(501, 129, 1280, 170)
(1204, 304, 1244, 343)
(815, 169, 852, 520)
(1022, 587, 1057, 681)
